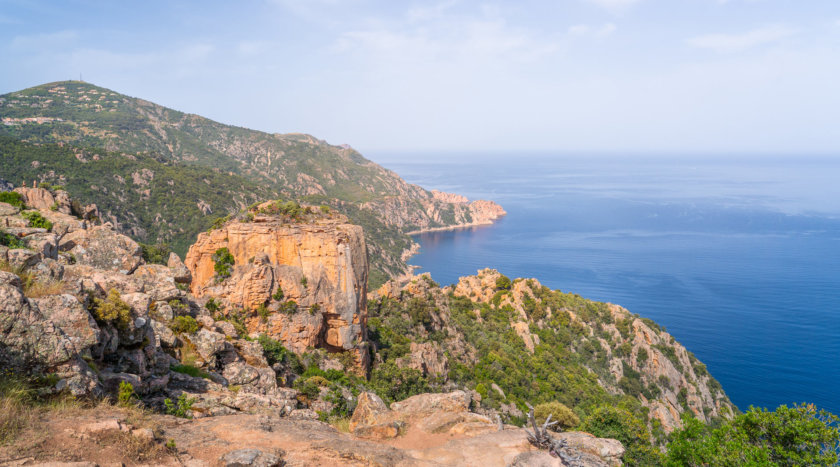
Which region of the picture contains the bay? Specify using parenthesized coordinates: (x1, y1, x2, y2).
(373, 153, 840, 415)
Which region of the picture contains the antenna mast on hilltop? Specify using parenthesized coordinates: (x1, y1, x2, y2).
(79, 73, 83, 82)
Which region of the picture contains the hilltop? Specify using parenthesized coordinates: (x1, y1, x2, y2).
(0, 81, 505, 287)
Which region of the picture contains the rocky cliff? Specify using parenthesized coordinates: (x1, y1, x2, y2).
(370, 269, 736, 436)
(185, 201, 370, 371)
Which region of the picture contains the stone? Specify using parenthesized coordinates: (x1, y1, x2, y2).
(32, 294, 100, 354)
(21, 232, 59, 259)
(219, 448, 282, 467)
(353, 421, 405, 440)
(0, 271, 76, 370)
(0, 201, 19, 216)
(190, 329, 227, 366)
(349, 392, 390, 431)
(168, 251, 192, 283)
(7, 248, 42, 269)
(390, 390, 471, 415)
(13, 187, 58, 212)
(59, 225, 143, 273)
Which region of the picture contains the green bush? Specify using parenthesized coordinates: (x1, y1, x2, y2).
(117, 381, 136, 407)
(257, 304, 270, 322)
(212, 247, 234, 279)
(495, 275, 512, 291)
(0, 192, 25, 209)
(300, 276, 308, 288)
(665, 404, 840, 466)
(170, 315, 199, 334)
(258, 335, 303, 373)
(534, 401, 580, 430)
(580, 405, 663, 466)
(205, 297, 220, 313)
(164, 393, 195, 418)
(21, 211, 53, 230)
(140, 242, 170, 265)
(272, 286, 284, 301)
(0, 229, 25, 249)
(91, 289, 132, 331)
(279, 300, 298, 314)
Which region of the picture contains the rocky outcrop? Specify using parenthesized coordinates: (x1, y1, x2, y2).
(59, 224, 144, 274)
(185, 208, 369, 371)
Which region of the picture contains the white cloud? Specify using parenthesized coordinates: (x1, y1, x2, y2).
(687, 25, 796, 52)
(568, 24, 590, 36)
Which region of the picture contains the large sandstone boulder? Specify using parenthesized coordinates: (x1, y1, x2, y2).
(60, 224, 143, 273)
(185, 215, 369, 371)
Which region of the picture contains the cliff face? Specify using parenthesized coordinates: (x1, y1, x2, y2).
(185, 207, 369, 371)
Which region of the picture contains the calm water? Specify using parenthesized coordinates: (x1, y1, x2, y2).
(374, 153, 840, 415)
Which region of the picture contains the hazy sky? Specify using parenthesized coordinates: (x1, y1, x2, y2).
(1, 0, 839, 155)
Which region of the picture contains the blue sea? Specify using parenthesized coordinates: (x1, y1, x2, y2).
(373, 153, 840, 415)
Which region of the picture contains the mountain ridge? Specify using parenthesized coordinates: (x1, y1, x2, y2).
(0, 80, 505, 287)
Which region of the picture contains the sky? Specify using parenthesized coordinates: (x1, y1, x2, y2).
(1, 0, 839, 156)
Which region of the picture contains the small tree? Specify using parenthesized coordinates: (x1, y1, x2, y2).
(212, 247, 235, 280)
(495, 275, 512, 291)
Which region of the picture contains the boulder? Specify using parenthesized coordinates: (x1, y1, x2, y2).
(32, 294, 100, 354)
(219, 448, 282, 467)
(350, 392, 390, 432)
(0, 271, 76, 370)
(190, 329, 227, 366)
(59, 225, 143, 273)
(390, 390, 471, 415)
(168, 251, 192, 284)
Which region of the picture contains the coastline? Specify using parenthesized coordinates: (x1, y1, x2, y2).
(404, 215, 505, 236)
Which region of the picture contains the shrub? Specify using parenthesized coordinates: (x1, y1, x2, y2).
(258, 335, 303, 373)
(0, 192, 25, 209)
(279, 300, 298, 314)
(91, 289, 132, 331)
(534, 401, 580, 430)
(320, 205, 331, 214)
(212, 247, 234, 279)
(665, 405, 840, 466)
(164, 393, 195, 418)
(170, 315, 199, 334)
(0, 230, 25, 249)
(272, 286, 284, 301)
(300, 276, 308, 288)
(580, 405, 663, 466)
(309, 303, 320, 315)
(21, 211, 53, 230)
(636, 347, 649, 366)
(170, 364, 210, 379)
(118, 381, 136, 407)
(205, 297, 220, 313)
(495, 275, 512, 291)
(139, 242, 170, 265)
(257, 304, 270, 322)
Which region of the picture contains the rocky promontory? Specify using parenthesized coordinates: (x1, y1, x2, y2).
(186, 200, 370, 371)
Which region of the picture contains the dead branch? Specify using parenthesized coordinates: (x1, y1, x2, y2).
(524, 403, 582, 467)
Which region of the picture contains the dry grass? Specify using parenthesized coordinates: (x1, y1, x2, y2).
(328, 416, 352, 433)
(23, 278, 68, 298)
(0, 261, 68, 298)
(0, 373, 35, 446)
